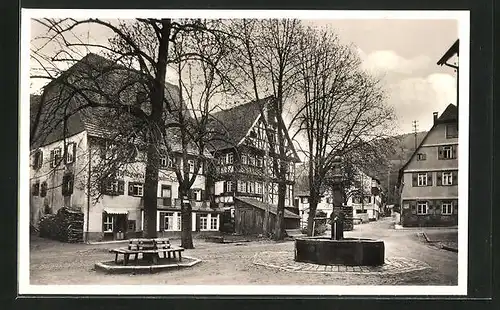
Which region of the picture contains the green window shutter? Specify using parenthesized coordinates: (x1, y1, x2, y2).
(435, 200, 442, 215)
(452, 171, 458, 185)
(412, 173, 417, 187)
(72, 143, 77, 163)
(453, 200, 458, 214)
(118, 180, 125, 195)
(436, 172, 442, 186)
(427, 172, 433, 186)
(452, 146, 457, 159)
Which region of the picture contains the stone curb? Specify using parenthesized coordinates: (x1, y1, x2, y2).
(421, 233, 458, 252)
(94, 256, 201, 274)
(252, 252, 431, 275)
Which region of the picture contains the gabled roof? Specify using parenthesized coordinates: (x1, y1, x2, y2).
(209, 96, 300, 162)
(397, 104, 458, 184)
(209, 96, 273, 150)
(235, 197, 301, 219)
(437, 39, 459, 66)
(30, 53, 202, 155)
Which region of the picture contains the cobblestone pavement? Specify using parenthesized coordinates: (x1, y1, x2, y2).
(253, 251, 431, 275)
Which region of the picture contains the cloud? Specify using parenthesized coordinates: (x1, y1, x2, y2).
(389, 73, 456, 133)
(361, 50, 431, 75)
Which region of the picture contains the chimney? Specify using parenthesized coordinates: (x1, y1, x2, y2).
(433, 112, 438, 124)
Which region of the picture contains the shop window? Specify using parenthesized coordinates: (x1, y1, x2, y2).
(103, 215, 114, 233)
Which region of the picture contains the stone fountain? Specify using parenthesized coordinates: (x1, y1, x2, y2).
(294, 156, 385, 267)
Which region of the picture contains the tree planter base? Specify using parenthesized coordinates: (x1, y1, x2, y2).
(294, 237, 385, 266)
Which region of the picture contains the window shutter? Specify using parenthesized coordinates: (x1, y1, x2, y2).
(50, 150, 55, 168)
(453, 200, 458, 214)
(56, 147, 62, 166)
(118, 180, 125, 195)
(438, 146, 444, 159)
(39, 151, 44, 169)
(68, 175, 74, 195)
(128, 183, 134, 196)
(452, 146, 457, 159)
(196, 213, 201, 231)
(159, 213, 165, 231)
(435, 200, 441, 215)
(72, 143, 76, 163)
(437, 172, 442, 186)
(201, 190, 206, 201)
(412, 173, 417, 187)
(452, 171, 458, 185)
(427, 172, 433, 186)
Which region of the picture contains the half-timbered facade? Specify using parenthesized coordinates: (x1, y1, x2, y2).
(209, 96, 301, 233)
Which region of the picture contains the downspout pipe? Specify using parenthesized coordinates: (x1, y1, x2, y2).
(86, 148, 91, 243)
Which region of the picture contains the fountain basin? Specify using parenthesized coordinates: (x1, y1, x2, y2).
(294, 237, 385, 266)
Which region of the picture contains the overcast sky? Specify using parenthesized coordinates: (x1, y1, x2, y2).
(30, 18, 458, 135)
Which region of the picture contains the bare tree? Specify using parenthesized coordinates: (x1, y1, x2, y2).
(292, 27, 396, 236)
(30, 18, 231, 248)
(225, 19, 302, 240)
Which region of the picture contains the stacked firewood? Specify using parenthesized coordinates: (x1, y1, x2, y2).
(38, 207, 84, 243)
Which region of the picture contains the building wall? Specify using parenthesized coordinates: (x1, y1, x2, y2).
(400, 121, 459, 227)
(296, 196, 332, 228)
(30, 131, 89, 227)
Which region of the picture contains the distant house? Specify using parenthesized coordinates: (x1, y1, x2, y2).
(398, 104, 458, 227)
(345, 168, 383, 222)
(294, 191, 333, 228)
(208, 96, 301, 234)
(29, 53, 220, 242)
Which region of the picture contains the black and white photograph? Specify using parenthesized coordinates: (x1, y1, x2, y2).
(19, 9, 469, 295)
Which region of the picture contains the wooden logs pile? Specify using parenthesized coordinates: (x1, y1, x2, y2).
(38, 207, 84, 243)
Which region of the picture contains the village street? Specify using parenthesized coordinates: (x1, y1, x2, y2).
(29, 217, 458, 286)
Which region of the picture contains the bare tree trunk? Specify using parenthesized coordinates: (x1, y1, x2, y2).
(274, 181, 287, 239)
(307, 197, 318, 237)
(180, 187, 194, 249)
(142, 142, 160, 239)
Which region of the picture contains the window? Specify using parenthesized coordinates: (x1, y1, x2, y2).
(188, 160, 195, 173)
(102, 179, 124, 196)
(65, 142, 76, 164)
(417, 153, 426, 161)
(301, 197, 309, 204)
(248, 181, 255, 194)
(32, 181, 40, 196)
(417, 201, 428, 215)
(177, 214, 182, 231)
(210, 214, 218, 230)
(103, 215, 114, 233)
(226, 181, 234, 192)
(256, 156, 263, 167)
(163, 212, 174, 231)
(190, 189, 202, 201)
(446, 123, 458, 138)
(442, 202, 453, 215)
(50, 148, 62, 168)
(226, 153, 233, 164)
(200, 214, 208, 230)
(256, 182, 263, 194)
(238, 181, 247, 193)
(439, 145, 455, 160)
(241, 154, 248, 165)
(62, 173, 74, 196)
(417, 173, 428, 186)
(249, 155, 256, 166)
(33, 150, 43, 169)
(160, 156, 173, 168)
(129, 182, 144, 196)
(442, 172, 453, 186)
(40, 181, 47, 197)
(106, 180, 119, 193)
